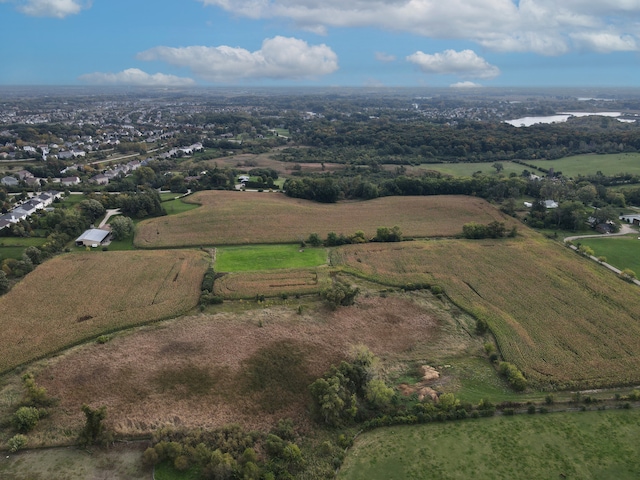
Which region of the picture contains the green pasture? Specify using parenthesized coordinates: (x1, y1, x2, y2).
(339, 409, 640, 480)
(576, 234, 640, 274)
(527, 153, 640, 178)
(0, 236, 48, 260)
(215, 244, 327, 272)
(412, 161, 525, 177)
(162, 197, 201, 215)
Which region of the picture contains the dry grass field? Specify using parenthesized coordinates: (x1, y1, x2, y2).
(214, 267, 332, 299)
(332, 234, 640, 389)
(135, 192, 513, 248)
(0, 250, 208, 374)
(11, 294, 466, 445)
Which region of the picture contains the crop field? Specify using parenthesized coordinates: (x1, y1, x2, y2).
(134, 192, 513, 248)
(339, 409, 640, 480)
(576, 235, 640, 274)
(0, 250, 208, 373)
(332, 233, 640, 389)
(213, 267, 331, 299)
(215, 244, 327, 272)
(527, 152, 640, 177)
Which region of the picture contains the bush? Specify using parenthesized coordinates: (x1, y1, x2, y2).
(13, 406, 41, 432)
(527, 405, 536, 414)
(7, 434, 28, 452)
(321, 281, 359, 309)
(498, 362, 528, 391)
(142, 447, 159, 466)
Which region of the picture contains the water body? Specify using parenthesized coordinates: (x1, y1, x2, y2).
(505, 111, 634, 127)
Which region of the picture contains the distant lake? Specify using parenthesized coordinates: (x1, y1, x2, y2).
(505, 112, 632, 127)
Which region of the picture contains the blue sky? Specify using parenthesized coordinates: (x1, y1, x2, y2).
(1, 0, 640, 88)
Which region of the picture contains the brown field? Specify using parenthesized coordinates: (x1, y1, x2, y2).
(332, 234, 640, 389)
(135, 192, 513, 248)
(213, 267, 331, 299)
(0, 250, 208, 374)
(12, 294, 467, 445)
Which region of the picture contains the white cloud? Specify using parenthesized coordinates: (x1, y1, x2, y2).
(450, 81, 482, 88)
(138, 36, 338, 83)
(199, 0, 640, 55)
(5, 0, 89, 18)
(570, 32, 638, 53)
(79, 69, 196, 87)
(407, 49, 500, 79)
(375, 52, 396, 62)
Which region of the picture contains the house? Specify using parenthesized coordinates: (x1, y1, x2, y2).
(543, 200, 559, 209)
(238, 175, 250, 183)
(60, 176, 81, 186)
(0, 218, 11, 230)
(620, 214, 640, 226)
(91, 174, 109, 185)
(75, 228, 110, 247)
(1, 176, 19, 187)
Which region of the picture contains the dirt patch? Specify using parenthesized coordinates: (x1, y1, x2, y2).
(28, 295, 438, 443)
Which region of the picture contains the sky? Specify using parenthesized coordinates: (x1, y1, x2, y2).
(1, 0, 640, 88)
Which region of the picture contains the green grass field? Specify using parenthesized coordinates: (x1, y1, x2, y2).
(527, 153, 640, 178)
(339, 409, 640, 480)
(0, 236, 48, 260)
(577, 235, 640, 274)
(215, 244, 327, 272)
(162, 197, 201, 215)
(410, 161, 525, 177)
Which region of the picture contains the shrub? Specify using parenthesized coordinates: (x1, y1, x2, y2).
(7, 434, 28, 452)
(527, 405, 536, 414)
(321, 281, 359, 309)
(13, 406, 41, 432)
(142, 447, 159, 466)
(498, 362, 528, 391)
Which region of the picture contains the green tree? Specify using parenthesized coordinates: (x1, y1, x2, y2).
(321, 281, 360, 309)
(24, 246, 42, 265)
(109, 215, 134, 240)
(78, 404, 110, 446)
(492, 162, 504, 173)
(307, 232, 323, 247)
(79, 199, 106, 224)
(13, 406, 41, 432)
(365, 379, 395, 408)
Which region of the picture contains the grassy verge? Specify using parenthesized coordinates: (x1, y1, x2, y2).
(162, 197, 201, 216)
(339, 409, 640, 480)
(216, 244, 327, 272)
(576, 235, 640, 273)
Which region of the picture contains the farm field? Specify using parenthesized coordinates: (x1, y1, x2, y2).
(2, 293, 479, 445)
(215, 244, 327, 272)
(213, 267, 331, 299)
(576, 235, 640, 274)
(527, 152, 640, 177)
(134, 192, 514, 248)
(0, 249, 208, 374)
(338, 409, 640, 480)
(332, 233, 640, 389)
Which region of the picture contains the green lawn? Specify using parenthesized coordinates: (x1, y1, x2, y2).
(576, 234, 640, 274)
(162, 197, 201, 215)
(215, 244, 327, 272)
(339, 409, 640, 480)
(527, 153, 640, 178)
(412, 161, 525, 177)
(0, 236, 48, 260)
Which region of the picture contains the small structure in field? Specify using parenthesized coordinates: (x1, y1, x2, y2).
(75, 228, 110, 247)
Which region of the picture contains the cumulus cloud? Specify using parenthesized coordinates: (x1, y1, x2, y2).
(407, 49, 500, 79)
(138, 36, 338, 83)
(3, 0, 89, 18)
(199, 0, 640, 55)
(375, 52, 396, 62)
(79, 69, 196, 87)
(450, 81, 482, 88)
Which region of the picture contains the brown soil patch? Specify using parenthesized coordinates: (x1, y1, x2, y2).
(32, 296, 437, 443)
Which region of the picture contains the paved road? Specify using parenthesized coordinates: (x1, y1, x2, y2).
(98, 208, 121, 228)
